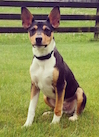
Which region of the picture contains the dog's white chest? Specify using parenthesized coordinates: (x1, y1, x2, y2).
(30, 55, 56, 99)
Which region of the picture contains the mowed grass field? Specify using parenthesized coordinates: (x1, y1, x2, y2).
(0, 7, 99, 137)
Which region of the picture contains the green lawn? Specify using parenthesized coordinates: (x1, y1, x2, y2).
(0, 7, 99, 137)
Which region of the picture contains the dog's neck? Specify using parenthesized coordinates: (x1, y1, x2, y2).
(33, 38, 55, 58)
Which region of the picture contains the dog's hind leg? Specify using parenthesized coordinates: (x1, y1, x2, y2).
(43, 96, 55, 116)
(44, 96, 55, 109)
(69, 87, 87, 121)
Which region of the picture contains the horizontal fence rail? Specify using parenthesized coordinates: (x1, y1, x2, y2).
(0, 27, 99, 33)
(0, 14, 99, 21)
(0, 1, 99, 8)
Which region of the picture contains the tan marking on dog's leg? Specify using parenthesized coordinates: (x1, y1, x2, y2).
(23, 82, 40, 127)
(53, 68, 66, 115)
(30, 82, 39, 99)
(53, 67, 59, 87)
(76, 88, 84, 114)
(54, 82, 66, 116)
(52, 68, 66, 123)
(43, 96, 55, 116)
(69, 88, 83, 121)
(52, 82, 66, 124)
(44, 95, 54, 109)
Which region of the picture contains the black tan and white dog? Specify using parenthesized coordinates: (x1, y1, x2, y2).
(21, 6, 87, 127)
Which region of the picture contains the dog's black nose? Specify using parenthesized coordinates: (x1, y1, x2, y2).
(36, 37, 42, 45)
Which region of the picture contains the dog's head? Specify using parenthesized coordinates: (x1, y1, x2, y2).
(21, 6, 60, 47)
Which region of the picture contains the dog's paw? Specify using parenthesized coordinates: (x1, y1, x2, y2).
(42, 111, 53, 116)
(69, 114, 78, 121)
(51, 120, 59, 124)
(51, 114, 61, 124)
(22, 120, 33, 128)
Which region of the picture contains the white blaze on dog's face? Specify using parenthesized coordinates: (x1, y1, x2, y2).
(21, 6, 60, 47)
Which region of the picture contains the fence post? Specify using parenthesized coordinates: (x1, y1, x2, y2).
(94, 7, 99, 39)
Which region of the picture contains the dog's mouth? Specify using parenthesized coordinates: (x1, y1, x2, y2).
(33, 44, 47, 48)
(32, 37, 47, 48)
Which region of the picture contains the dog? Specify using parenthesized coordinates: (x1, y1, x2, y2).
(21, 6, 87, 127)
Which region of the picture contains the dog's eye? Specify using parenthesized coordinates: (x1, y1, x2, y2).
(44, 28, 51, 36)
(44, 28, 50, 33)
(31, 27, 37, 33)
(29, 28, 37, 36)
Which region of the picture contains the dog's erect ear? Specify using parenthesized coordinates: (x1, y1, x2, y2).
(21, 7, 33, 29)
(48, 6, 60, 28)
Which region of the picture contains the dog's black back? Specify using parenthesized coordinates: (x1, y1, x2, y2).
(54, 47, 79, 99)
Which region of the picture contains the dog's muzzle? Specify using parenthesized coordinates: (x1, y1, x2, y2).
(35, 37, 42, 46)
(36, 37, 42, 45)
(33, 37, 47, 48)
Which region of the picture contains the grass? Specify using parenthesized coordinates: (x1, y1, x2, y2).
(0, 7, 99, 137)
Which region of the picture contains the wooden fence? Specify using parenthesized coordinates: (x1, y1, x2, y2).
(0, 0, 99, 39)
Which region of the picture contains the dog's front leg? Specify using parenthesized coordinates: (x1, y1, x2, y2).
(52, 81, 66, 124)
(23, 82, 40, 127)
